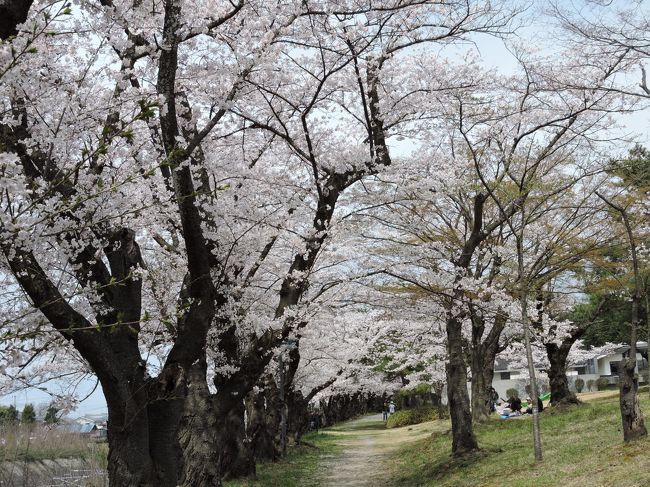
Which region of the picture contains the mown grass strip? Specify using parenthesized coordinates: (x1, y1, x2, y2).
(224, 429, 344, 487)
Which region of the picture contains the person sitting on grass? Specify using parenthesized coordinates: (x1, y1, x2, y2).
(501, 396, 522, 417)
(508, 396, 522, 413)
(524, 396, 544, 415)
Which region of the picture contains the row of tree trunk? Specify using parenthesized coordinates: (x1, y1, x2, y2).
(245, 385, 384, 463)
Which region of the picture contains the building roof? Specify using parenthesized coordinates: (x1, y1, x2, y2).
(79, 422, 97, 434)
(494, 357, 546, 372)
(595, 342, 648, 360)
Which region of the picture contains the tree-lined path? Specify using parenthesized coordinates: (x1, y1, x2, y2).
(321, 415, 449, 487)
(3, 2, 650, 486)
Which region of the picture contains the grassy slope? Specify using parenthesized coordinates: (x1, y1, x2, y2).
(225, 430, 343, 487)
(386, 391, 650, 487)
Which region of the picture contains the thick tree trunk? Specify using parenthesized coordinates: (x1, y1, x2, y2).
(148, 397, 184, 486)
(546, 343, 581, 407)
(618, 282, 647, 442)
(287, 372, 342, 445)
(619, 357, 647, 442)
(446, 314, 479, 455)
(106, 412, 156, 487)
(177, 363, 221, 487)
(246, 377, 281, 462)
(104, 373, 186, 487)
(469, 312, 504, 424)
(246, 385, 279, 462)
(470, 349, 494, 423)
(445, 194, 485, 455)
(213, 392, 255, 480)
(0, 0, 33, 39)
(287, 390, 309, 445)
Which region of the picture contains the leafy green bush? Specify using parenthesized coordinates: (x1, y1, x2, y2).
(21, 404, 35, 424)
(44, 405, 59, 424)
(596, 377, 609, 391)
(587, 379, 595, 392)
(506, 388, 519, 399)
(386, 406, 437, 429)
(574, 378, 585, 393)
(0, 405, 18, 424)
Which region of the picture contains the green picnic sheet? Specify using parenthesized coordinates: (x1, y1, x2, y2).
(522, 393, 551, 408)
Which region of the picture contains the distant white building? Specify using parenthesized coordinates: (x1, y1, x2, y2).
(568, 342, 648, 386)
(491, 342, 648, 399)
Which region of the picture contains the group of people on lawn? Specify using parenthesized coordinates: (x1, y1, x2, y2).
(488, 387, 545, 418)
(377, 388, 541, 424)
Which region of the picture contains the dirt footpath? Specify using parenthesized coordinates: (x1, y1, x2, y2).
(320, 414, 449, 487)
(577, 390, 619, 401)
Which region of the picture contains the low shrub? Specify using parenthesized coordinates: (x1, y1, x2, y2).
(386, 406, 437, 429)
(574, 378, 585, 393)
(505, 388, 519, 399)
(586, 379, 595, 392)
(596, 377, 609, 391)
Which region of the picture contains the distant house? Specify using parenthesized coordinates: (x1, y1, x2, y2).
(491, 342, 649, 399)
(568, 342, 648, 386)
(79, 422, 97, 434)
(56, 421, 99, 435)
(92, 422, 108, 441)
(491, 358, 546, 399)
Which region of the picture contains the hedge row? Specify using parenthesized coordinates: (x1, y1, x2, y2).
(385, 406, 438, 429)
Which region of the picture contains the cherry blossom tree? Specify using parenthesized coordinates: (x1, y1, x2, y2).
(0, 0, 521, 484)
(6, 0, 646, 483)
(0, 0, 300, 484)
(225, 0, 520, 465)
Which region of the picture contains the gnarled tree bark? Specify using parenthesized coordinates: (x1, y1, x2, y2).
(470, 311, 507, 422)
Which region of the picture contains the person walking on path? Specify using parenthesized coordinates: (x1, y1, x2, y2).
(382, 402, 389, 421)
(388, 401, 396, 416)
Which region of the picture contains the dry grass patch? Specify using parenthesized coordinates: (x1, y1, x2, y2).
(0, 424, 107, 465)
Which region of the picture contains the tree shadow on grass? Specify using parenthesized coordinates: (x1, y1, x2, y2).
(329, 419, 387, 432)
(394, 447, 500, 486)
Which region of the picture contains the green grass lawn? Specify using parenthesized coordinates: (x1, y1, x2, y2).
(224, 429, 343, 487)
(386, 391, 650, 487)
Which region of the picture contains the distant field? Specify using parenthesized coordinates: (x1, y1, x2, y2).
(0, 424, 107, 464)
(0, 424, 108, 486)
